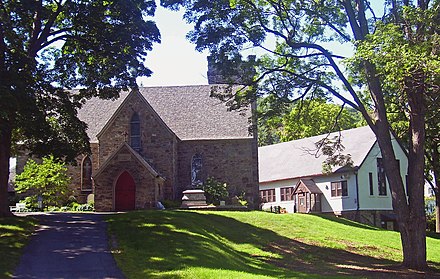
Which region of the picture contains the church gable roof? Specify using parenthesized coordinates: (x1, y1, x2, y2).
(77, 85, 252, 142)
(93, 142, 164, 181)
(259, 126, 377, 183)
(77, 93, 126, 142)
(95, 89, 176, 141)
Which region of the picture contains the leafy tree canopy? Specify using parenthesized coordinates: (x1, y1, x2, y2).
(0, 0, 160, 216)
(258, 97, 363, 146)
(1, 0, 160, 160)
(161, 0, 439, 269)
(349, 5, 440, 232)
(15, 155, 70, 209)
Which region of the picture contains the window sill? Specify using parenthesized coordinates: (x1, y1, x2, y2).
(330, 196, 349, 199)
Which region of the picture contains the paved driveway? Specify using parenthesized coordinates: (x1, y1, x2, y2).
(13, 213, 125, 279)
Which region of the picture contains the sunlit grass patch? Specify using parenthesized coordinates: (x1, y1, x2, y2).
(106, 210, 440, 278)
(0, 216, 38, 278)
(158, 267, 316, 279)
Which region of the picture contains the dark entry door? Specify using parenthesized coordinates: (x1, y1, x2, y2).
(298, 195, 307, 213)
(115, 171, 135, 211)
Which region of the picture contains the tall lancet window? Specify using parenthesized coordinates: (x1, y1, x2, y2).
(130, 112, 141, 151)
(191, 154, 203, 188)
(81, 156, 93, 191)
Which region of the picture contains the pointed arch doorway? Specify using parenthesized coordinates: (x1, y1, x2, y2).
(115, 171, 136, 211)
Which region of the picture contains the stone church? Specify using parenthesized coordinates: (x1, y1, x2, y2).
(68, 82, 259, 211)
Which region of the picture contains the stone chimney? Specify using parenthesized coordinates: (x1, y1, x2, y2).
(207, 55, 256, 85)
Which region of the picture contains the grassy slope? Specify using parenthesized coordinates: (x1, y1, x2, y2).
(0, 216, 38, 278)
(106, 210, 440, 278)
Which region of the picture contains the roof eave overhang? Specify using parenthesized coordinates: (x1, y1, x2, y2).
(259, 167, 359, 184)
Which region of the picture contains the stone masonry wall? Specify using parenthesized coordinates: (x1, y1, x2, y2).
(178, 138, 259, 208)
(98, 92, 178, 200)
(66, 142, 99, 203)
(94, 145, 159, 211)
(341, 209, 397, 229)
(321, 210, 397, 230)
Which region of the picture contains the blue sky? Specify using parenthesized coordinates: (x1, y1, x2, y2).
(138, 4, 355, 87)
(137, 6, 209, 86)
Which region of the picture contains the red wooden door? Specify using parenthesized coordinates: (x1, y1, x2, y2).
(115, 171, 135, 211)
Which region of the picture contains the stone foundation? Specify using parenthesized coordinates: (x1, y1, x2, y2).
(325, 210, 397, 230)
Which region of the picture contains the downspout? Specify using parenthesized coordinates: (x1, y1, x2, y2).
(355, 170, 360, 222)
(251, 99, 260, 210)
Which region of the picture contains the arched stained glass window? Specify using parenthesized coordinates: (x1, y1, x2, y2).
(191, 154, 202, 187)
(130, 113, 141, 151)
(81, 156, 92, 191)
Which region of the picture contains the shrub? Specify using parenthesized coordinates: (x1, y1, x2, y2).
(66, 195, 77, 206)
(201, 177, 229, 205)
(78, 203, 94, 211)
(425, 197, 436, 232)
(427, 214, 436, 232)
(15, 155, 71, 209)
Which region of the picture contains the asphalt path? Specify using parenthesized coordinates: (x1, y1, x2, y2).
(13, 212, 125, 279)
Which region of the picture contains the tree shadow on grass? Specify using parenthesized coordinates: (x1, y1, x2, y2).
(0, 216, 38, 278)
(427, 231, 440, 240)
(312, 213, 380, 231)
(106, 211, 440, 278)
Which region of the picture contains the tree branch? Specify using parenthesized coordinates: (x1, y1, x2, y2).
(342, 0, 364, 40)
(29, 0, 66, 57)
(244, 0, 290, 42)
(40, 34, 73, 49)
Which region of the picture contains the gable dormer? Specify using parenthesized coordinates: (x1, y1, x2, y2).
(97, 89, 177, 163)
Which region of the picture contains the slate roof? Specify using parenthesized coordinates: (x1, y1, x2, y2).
(259, 126, 377, 183)
(77, 85, 252, 142)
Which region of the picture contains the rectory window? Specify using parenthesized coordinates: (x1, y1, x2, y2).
(331, 181, 348, 197)
(377, 158, 387, 196)
(369, 172, 374, 195)
(260, 189, 275, 203)
(280, 187, 294, 201)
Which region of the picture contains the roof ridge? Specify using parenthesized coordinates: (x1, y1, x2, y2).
(259, 126, 371, 149)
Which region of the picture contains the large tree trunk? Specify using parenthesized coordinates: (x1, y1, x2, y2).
(433, 169, 440, 234)
(400, 70, 427, 269)
(374, 121, 426, 269)
(431, 145, 440, 233)
(363, 60, 427, 269)
(436, 195, 440, 234)
(399, 120, 427, 269)
(343, 0, 427, 270)
(0, 118, 13, 217)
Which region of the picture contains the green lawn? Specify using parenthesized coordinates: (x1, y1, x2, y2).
(0, 216, 38, 278)
(106, 210, 440, 278)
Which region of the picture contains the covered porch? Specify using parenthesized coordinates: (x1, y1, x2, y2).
(293, 179, 322, 213)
